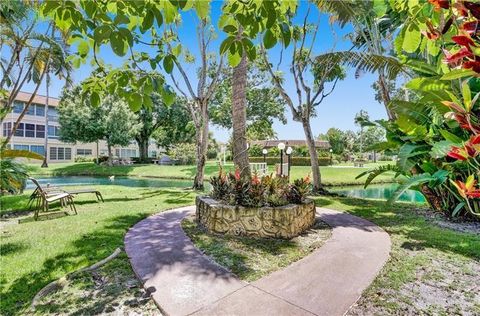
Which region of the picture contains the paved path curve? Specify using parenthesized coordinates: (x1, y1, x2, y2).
(125, 206, 391, 316)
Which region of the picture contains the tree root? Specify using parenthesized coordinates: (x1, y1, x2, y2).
(30, 247, 123, 310)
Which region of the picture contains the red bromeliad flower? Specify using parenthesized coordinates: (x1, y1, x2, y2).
(464, 1, 480, 19)
(428, 0, 450, 10)
(451, 175, 480, 199)
(443, 47, 474, 67)
(251, 173, 260, 185)
(447, 146, 469, 160)
(461, 21, 480, 35)
(303, 175, 311, 184)
(463, 60, 480, 73)
(234, 169, 241, 181)
(452, 34, 476, 49)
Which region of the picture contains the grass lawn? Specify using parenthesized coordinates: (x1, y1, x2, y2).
(182, 217, 331, 281)
(26, 161, 396, 186)
(0, 185, 196, 315)
(2, 186, 478, 315)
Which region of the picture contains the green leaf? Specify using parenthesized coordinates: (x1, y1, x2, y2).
(263, 29, 277, 49)
(90, 91, 100, 107)
(162, 85, 175, 106)
(143, 95, 153, 108)
(194, 0, 210, 19)
(402, 24, 421, 53)
(373, 0, 387, 16)
(128, 93, 142, 111)
(439, 129, 464, 144)
(220, 36, 235, 54)
(280, 23, 291, 47)
(227, 50, 242, 67)
(77, 39, 89, 58)
(430, 140, 454, 159)
(440, 69, 477, 80)
(172, 44, 182, 57)
(94, 25, 112, 42)
(163, 54, 174, 73)
(114, 14, 130, 25)
(452, 202, 465, 217)
(141, 10, 154, 33)
(110, 32, 127, 56)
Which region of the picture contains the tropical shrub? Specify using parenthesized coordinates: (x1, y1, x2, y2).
(0, 149, 43, 195)
(358, 0, 480, 219)
(209, 169, 311, 207)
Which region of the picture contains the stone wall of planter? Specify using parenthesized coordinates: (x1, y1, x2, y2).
(195, 196, 316, 239)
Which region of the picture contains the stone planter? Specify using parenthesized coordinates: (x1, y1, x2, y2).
(195, 196, 316, 239)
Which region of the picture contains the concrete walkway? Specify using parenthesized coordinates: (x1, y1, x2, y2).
(125, 206, 391, 316)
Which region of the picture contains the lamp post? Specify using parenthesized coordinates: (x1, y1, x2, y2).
(329, 148, 333, 165)
(277, 142, 285, 176)
(262, 148, 268, 163)
(286, 146, 292, 180)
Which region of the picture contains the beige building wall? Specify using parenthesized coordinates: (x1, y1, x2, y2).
(3, 92, 163, 163)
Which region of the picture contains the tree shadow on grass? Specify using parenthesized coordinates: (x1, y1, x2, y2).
(0, 214, 149, 315)
(318, 196, 480, 261)
(48, 163, 137, 176)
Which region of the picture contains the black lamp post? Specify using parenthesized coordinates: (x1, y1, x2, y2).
(262, 148, 268, 163)
(277, 142, 285, 176)
(286, 146, 292, 180)
(329, 148, 333, 165)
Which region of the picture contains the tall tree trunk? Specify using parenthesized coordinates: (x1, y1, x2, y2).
(193, 101, 209, 190)
(301, 117, 323, 192)
(136, 137, 149, 162)
(378, 71, 396, 121)
(231, 53, 250, 179)
(41, 69, 50, 168)
(107, 143, 113, 166)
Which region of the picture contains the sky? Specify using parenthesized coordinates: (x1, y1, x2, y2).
(18, 1, 389, 143)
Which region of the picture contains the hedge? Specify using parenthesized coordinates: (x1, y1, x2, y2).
(249, 156, 331, 166)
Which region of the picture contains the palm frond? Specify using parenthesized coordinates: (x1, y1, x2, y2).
(315, 0, 371, 27)
(356, 164, 404, 188)
(1, 149, 44, 160)
(314, 51, 406, 81)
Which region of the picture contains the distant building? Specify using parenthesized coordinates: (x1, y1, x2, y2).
(2, 92, 162, 163)
(251, 139, 331, 150)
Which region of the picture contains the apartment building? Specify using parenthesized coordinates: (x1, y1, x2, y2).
(2, 92, 162, 163)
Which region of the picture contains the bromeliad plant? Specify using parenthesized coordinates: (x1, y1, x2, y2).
(209, 169, 312, 208)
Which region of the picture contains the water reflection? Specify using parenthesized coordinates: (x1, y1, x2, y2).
(332, 184, 426, 203)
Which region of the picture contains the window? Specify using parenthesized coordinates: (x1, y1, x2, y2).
(148, 150, 157, 158)
(14, 123, 24, 137)
(49, 147, 72, 160)
(47, 106, 58, 121)
(3, 122, 12, 137)
(65, 148, 72, 160)
(76, 149, 92, 156)
(13, 144, 29, 151)
(13, 101, 23, 113)
(48, 125, 60, 139)
(35, 104, 45, 116)
(30, 145, 45, 156)
(25, 124, 35, 137)
(26, 104, 35, 116)
(118, 148, 137, 158)
(36, 125, 45, 138)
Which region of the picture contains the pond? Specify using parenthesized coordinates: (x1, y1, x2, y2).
(26, 176, 197, 190)
(331, 184, 426, 203)
(27, 177, 426, 203)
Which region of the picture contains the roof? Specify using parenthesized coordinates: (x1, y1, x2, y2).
(13, 91, 60, 106)
(251, 139, 331, 149)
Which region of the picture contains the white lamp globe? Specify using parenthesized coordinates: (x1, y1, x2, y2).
(277, 142, 286, 150)
(262, 149, 268, 155)
(286, 147, 293, 155)
(329, 148, 333, 153)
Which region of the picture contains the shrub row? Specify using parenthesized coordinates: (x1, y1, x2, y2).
(249, 156, 332, 166)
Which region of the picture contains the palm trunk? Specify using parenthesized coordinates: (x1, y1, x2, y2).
(193, 101, 209, 190)
(301, 117, 322, 192)
(378, 71, 396, 121)
(231, 52, 250, 179)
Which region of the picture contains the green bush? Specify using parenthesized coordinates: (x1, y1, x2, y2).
(169, 143, 196, 165)
(74, 156, 94, 163)
(249, 156, 331, 166)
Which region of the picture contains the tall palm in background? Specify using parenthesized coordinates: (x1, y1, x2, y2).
(315, 0, 407, 121)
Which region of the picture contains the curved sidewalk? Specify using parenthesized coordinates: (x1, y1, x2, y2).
(125, 206, 391, 316)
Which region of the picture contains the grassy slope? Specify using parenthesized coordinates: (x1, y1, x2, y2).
(26, 161, 395, 186)
(0, 186, 196, 315)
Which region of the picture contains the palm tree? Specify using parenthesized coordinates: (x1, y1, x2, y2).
(315, 0, 407, 120)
